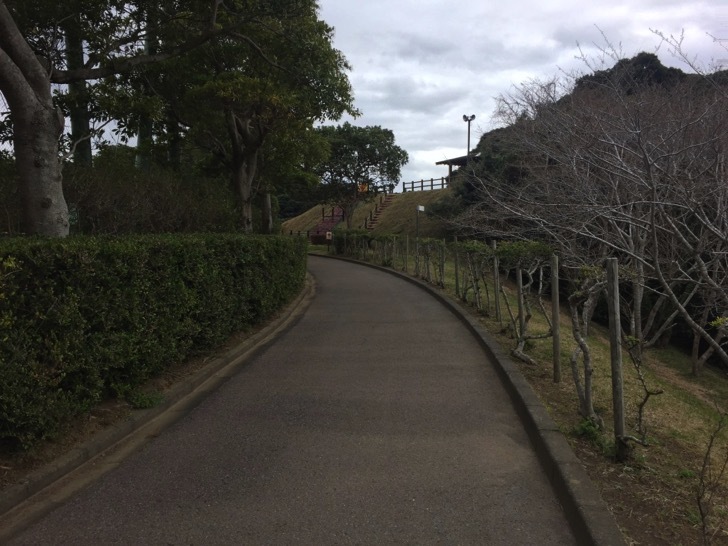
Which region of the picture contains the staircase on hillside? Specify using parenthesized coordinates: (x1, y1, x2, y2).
(310, 206, 344, 243)
(363, 193, 395, 231)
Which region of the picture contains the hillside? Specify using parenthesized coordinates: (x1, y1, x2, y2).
(282, 188, 452, 239)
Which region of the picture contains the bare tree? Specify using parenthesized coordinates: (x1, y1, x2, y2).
(464, 50, 728, 372)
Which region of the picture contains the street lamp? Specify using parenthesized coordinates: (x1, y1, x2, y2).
(462, 114, 475, 160)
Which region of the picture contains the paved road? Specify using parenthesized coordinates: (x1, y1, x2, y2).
(10, 256, 576, 545)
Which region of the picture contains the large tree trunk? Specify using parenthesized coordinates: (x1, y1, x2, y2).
(166, 115, 182, 170)
(135, 33, 157, 171)
(14, 103, 70, 236)
(0, 2, 69, 236)
(230, 148, 258, 232)
(226, 109, 262, 232)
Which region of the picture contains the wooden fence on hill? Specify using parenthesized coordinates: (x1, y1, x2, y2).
(402, 177, 448, 192)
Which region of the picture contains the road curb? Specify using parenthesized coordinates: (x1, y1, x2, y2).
(0, 274, 316, 528)
(312, 253, 627, 546)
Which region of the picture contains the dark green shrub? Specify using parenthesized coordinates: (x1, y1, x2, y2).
(0, 234, 307, 450)
(63, 162, 239, 235)
(332, 229, 371, 256)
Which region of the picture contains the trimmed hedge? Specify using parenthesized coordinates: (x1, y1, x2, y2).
(0, 234, 307, 450)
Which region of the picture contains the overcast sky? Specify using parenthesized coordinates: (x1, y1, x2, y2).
(318, 0, 727, 188)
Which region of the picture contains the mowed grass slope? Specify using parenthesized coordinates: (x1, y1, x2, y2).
(281, 204, 328, 235)
(282, 188, 452, 238)
(364, 189, 450, 238)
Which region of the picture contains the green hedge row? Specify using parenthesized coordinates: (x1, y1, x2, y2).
(0, 234, 307, 450)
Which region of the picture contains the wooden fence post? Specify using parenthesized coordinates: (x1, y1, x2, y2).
(516, 266, 525, 337)
(405, 235, 409, 273)
(454, 237, 460, 299)
(440, 239, 446, 287)
(492, 240, 501, 323)
(551, 253, 561, 383)
(607, 258, 629, 462)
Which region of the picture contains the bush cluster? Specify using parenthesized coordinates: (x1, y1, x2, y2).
(0, 234, 307, 450)
(0, 152, 240, 235)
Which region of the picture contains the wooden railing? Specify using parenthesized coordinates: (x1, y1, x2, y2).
(402, 177, 448, 192)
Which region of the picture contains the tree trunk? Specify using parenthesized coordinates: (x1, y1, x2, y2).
(568, 283, 604, 425)
(230, 147, 259, 232)
(0, 2, 69, 236)
(64, 23, 92, 166)
(225, 110, 263, 232)
(261, 191, 274, 234)
(631, 261, 644, 360)
(15, 105, 70, 236)
(692, 305, 712, 375)
(232, 160, 253, 232)
(344, 203, 354, 229)
(166, 115, 182, 169)
(135, 30, 157, 171)
(135, 116, 154, 171)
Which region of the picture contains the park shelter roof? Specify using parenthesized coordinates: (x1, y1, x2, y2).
(435, 153, 480, 176)
(435, 153, 481, 167)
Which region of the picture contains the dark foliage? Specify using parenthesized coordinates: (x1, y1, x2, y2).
(0, 234, 307, 450)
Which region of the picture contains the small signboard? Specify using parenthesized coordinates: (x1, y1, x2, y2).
(326, 231, 333, 241)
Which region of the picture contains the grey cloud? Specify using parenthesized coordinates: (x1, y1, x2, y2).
(319, 0, 719, 184)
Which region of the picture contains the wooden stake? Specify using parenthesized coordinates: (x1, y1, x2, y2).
(552, 253, 561, 383)
(492, 240, 501, 323)
(607, 258, 628, 461)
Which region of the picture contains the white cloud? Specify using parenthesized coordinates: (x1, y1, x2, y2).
(319, 0, 727, 186)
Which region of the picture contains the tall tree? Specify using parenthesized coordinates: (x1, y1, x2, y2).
(315, 122, 408, 228)
(177, 3, 356, 231)
(0, 0, 280, 236)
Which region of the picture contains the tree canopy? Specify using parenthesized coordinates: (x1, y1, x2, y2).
(315, 122, 408, 228)
(0, 0, 356, 235)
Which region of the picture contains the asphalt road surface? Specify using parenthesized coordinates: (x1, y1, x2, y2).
(10, 256, 576, 545)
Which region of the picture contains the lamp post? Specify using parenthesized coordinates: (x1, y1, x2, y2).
(462, 114, 475, 160)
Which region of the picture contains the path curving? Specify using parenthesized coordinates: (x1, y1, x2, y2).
(9, 256, 578, 545)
